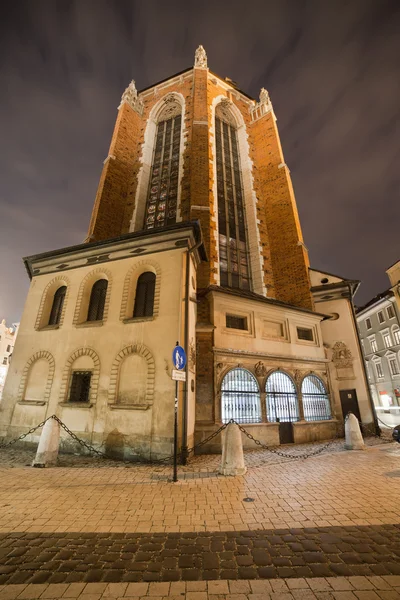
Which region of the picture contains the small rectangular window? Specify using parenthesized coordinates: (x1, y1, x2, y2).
(365, 318, 372, 329)
(69, 371, 92, 403)
(387, 305, 395, 319)
(378, 311, 385, 324)
(389, 359, 399, 376)
(376, 363, 383, 378)
(6, 345, 11, 352)
(2, 358, 7, 365)
(226, 314, 247, 330)
(297, 327, 314, 341)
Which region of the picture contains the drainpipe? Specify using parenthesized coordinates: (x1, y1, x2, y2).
(348, 284, 380, 435)
(181, 239, 202, 465)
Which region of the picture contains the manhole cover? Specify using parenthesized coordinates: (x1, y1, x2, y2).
(385, 470, 400, 478)
(243, 497, 255, 502)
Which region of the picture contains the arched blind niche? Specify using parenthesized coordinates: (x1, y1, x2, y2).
(144, 99, 182, 230)
(215, 103, 250, 290)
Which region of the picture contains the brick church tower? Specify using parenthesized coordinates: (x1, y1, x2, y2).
(0, 46, 375, 459)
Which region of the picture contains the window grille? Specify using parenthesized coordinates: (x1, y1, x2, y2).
(215, 110, 250, 290)
(87, 279, 108, 322)
(226, 314, 247, 330)
(221, 368, 261, 424)
(48, 286, 66, 326)
(266, 371, 299, 422)
(69, 371, 92, 403)
(133, 272, 156, 318)
(301, 375, 332, 421)
(144, 113, 181, 230)
(297, 327, 313, 341)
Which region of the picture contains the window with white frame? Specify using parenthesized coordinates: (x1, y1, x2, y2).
(377, 311, 385, 324)
(387, 305, 395, 319)
(389, 358, 399, 376)
(393, 327, 400, 345)
(365, 318, 372, 330)
(375, 362, 384, 378)
(370, 337, 378, 353)
(383, 331, 392, 349)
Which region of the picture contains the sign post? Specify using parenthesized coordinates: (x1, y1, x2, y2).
(172, 342, 186, 483)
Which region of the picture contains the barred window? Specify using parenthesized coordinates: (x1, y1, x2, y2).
(48, 286, 66, 326)
(144, 102, 182, 230)
(133, 272, 156, 318)
(266, 371, 299, 422)
(215, 105, 250, 290)
(297, 327, 313, 341)
(69, 371, 91, 403)
(87, 279, 108, 322)
(301, 375, 332, 421)
(226, 314, 247, 330)
(221, 368, 261, 424)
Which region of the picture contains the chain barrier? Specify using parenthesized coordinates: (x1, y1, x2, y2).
(0, 414, 395, 466)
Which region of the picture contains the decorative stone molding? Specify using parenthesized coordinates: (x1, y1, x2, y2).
(194, 45, 207, 68)
(73, 268, 112, 325)
(332, 341, 353, 368)
(35, 275, 71, 330)
(250, 87, 274, 122)
(120, 259, 161, 321)
(158, 94, 182, 121)
(189, 338, 196, 372)
(216, 99, 236, 126)
(108, 344, 155, 405)
(254, 361, 267, 377)
(18, 350, 55, 403)
(59, 347, 100, 404)
(118, 80, 144, 116)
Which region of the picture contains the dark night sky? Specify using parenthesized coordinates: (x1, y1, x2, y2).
(1, 0, 399, 323)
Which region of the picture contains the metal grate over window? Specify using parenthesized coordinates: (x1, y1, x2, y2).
(226, 314, 247, 330)
(215, 110, 250, 290)
(221, 368, 261, 424)
(69, 371, 92, 403)
(145, 113, 181, 230)
(133, 272, 156, 318)
(266, 371, 299, 423)
(87, 279, 108, 322)
(297, 327, 313, 341)
(301, 375, 332, 421)
(48, 286, 66, 326)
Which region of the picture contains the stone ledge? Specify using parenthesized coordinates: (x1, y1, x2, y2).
(75, 320, 104, 328)
(108, 403, 152, 410)
(59, 403, 93, 409)
(17, 400, 46, 406)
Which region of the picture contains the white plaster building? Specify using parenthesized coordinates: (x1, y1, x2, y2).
(0, 320, 19, 401)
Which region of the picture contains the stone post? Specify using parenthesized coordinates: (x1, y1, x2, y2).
(260, 392, 267, 422)
(345, 413, 365, 450)
(219, 422, 247, 476)
(32, 418, 60, 467)
(297, 391, 305, 421)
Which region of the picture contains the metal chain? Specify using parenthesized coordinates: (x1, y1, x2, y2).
(0, 417, 52, 449)
(51, 416, 107, 458)
(233, 421, 340, 460)
(185, 422, 229, 456)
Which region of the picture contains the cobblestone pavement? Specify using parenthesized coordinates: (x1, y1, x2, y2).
(0, 440, 399, 597)
(0, 576, 400, 599)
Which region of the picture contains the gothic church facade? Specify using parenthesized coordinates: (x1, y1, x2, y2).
(0, 47, 376, 458)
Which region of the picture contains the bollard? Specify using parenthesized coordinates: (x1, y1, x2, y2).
(219, 422, 247, 476)
(32, 418, 60, 467)
(345, 412, 365, 450)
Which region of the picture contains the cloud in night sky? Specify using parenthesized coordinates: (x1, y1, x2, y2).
(0, 0, 399, 322)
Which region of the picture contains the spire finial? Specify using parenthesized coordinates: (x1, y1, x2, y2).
(194, 45, 207, 68)
(118, 80, 143, 115)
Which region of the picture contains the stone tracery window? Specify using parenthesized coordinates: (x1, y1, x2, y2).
(144, 98, 182, 230)
(215, 103, 250, 290)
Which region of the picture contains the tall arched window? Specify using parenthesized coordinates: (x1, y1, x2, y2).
(215, 103, 250, 290)
(266, 371, 299, 422)
(221, 368, 261, 423)
(87, 279, 108, 322)
(48, 286, 66, 326)
(144, 99, 182, 230)
(301, 375, 331, 421)
(133, 272, 156, 318)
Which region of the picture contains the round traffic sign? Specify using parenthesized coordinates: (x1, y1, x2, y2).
(172, 345, 186, 370)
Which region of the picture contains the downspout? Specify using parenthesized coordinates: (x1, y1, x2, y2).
(348, 284, 380, 435)
(181, 239, 202, 465)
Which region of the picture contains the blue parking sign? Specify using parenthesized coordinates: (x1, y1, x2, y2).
(172, 345, 186, 370)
